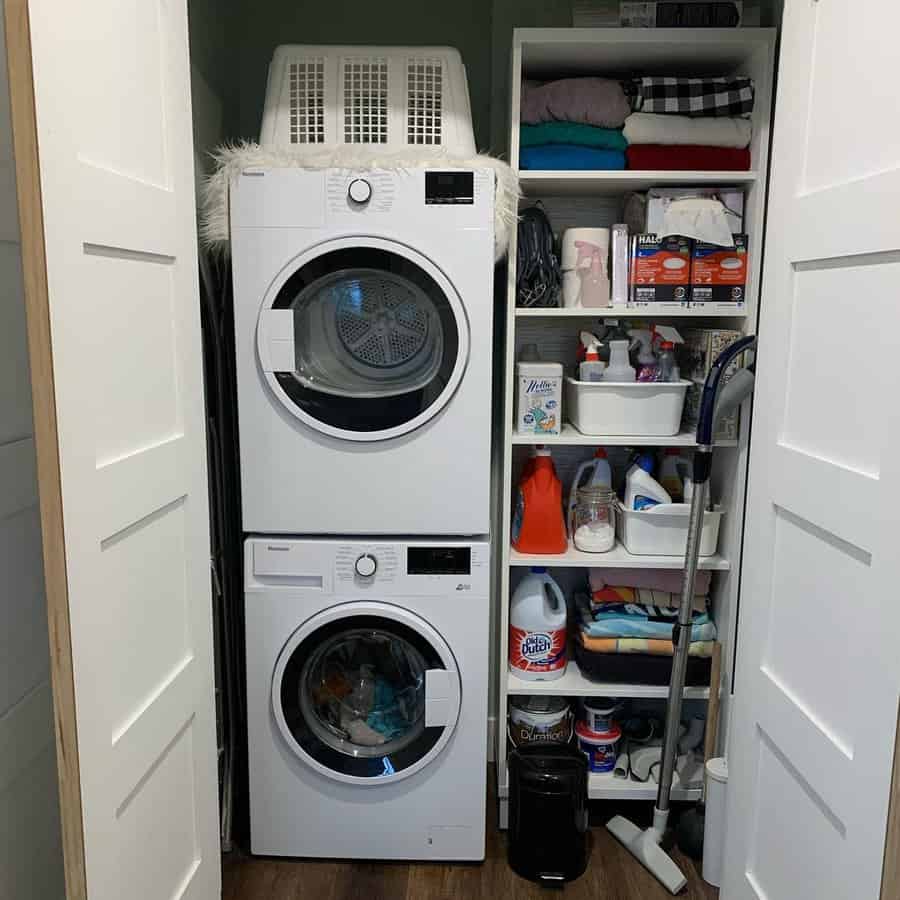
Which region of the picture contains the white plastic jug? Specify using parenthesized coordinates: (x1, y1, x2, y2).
(509, 568, 568, 681)
(567, 448, 612, 537)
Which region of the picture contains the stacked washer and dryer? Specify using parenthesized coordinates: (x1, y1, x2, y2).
(231, 47, 496, 860)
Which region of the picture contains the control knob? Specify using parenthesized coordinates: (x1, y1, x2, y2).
(348, 178, 372, 205)
(355, 553, 377, 578)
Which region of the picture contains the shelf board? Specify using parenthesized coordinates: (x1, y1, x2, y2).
(508, 661, 709, 699)
(511, 424, 737, 448)
(588, 771, 701, 802)
(509, 540, 730, 570)
(518, 169, 758, 196)
(514, 304, 747, 318)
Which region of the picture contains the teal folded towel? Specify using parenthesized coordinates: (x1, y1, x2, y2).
(520, 122, 627, 151)
(519, 145, 626, 171)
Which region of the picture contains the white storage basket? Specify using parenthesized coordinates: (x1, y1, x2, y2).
(565, 377, 690, 436)
(617, 503, 724, 557)
(260, 45, 476, 155)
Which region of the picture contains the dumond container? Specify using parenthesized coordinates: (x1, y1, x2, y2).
(617, 502, 723, 557)
(508, 696, 573, 747)
(508, 743, 589, 884)
(565, 377, 689, 436)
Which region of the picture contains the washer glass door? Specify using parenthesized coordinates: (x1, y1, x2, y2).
(273, 610, 461, 783)
(259, 240, 468, 441)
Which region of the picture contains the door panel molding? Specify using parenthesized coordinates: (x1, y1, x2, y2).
(3, 1, 86, 897)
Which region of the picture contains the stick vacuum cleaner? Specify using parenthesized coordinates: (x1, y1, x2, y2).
(606, 335, 757, 894)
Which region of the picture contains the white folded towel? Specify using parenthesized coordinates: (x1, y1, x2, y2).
(623, 112, 752, 149)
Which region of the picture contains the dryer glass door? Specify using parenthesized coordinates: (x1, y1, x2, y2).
(273, 610, 461, 784)
(258, 240, 469, 442)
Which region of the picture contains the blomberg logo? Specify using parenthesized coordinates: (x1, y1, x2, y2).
(456, 583, 471, 591)
(526, 379, 555, 392)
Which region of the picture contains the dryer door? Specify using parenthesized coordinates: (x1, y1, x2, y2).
(272, 602, 462, 784)
(257, 237, 470, 442)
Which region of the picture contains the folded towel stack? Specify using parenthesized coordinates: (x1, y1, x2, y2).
(623, 76, 754, 171)
(579, 568, 716, 658)
(519, 78, 629, 171)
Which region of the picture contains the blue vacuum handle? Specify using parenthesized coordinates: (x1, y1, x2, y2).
(693, 334, 757, 482)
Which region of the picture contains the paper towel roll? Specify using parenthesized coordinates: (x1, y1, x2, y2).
(561, 227, 610, 271)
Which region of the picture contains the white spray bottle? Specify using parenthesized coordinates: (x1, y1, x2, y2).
(575, 241, 610, 308)
(579, 331, 606, 382)
(603, 339, 636, 382)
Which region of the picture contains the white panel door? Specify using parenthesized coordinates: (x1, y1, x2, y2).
(723, 2, 900, 899)
(26, 1, 220, 898)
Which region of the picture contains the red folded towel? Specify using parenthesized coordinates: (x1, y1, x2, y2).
(626, 144, 751, 171)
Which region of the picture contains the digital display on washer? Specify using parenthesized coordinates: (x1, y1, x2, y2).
(425, 171, 474, 205)
(407, 547, 471, 575)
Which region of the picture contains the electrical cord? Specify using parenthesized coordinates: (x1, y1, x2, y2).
(516, 205, 561, 307)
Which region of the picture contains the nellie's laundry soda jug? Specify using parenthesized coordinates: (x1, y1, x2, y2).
(509, 568, 568, 681)
(512, 448, 567, 554)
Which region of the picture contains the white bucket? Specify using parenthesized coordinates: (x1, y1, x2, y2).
(575, 721, 622, 773)
(581, 698, 620, 733)
(702, 757, 728, 887)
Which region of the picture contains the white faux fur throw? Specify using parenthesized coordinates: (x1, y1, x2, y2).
(200, 141, 520, 261)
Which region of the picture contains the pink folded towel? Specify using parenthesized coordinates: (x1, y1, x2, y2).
(521, 78, 631, 129)
(589, 567, 712, 596)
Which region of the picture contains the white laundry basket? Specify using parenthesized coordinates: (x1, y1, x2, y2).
(260, 45, 477, 155)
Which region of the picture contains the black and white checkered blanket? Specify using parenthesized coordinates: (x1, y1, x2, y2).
(632, 76, 754, 117)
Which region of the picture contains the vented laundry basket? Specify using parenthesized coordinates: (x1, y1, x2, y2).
(260, 45, 476, 155)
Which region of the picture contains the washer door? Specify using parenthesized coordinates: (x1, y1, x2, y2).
(257, 237, 470, 442)
(272, 602, 462, 785)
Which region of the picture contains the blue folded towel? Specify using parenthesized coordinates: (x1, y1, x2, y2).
(519, 145, 627, 171)
(580, 609, 716, 641)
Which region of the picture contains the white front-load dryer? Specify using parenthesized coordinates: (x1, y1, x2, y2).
(230, 168, 495, 535)
(244, 536, 489, 860)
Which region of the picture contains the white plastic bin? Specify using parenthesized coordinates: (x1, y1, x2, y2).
(565, 377, 689, 436)
(617, 503, 723, 557)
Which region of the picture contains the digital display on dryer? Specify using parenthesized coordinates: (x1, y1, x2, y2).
(425, 171, 474, 204)
(407, 547, 471, 575)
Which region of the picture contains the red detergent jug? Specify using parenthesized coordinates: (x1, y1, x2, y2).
(512, 448, 568, 554)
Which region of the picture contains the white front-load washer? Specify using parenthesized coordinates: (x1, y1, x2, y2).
(244, 536, 490, 860)
(230, 168, 495, 535)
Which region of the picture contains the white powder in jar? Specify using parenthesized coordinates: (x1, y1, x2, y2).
(574, 522, 615, 553)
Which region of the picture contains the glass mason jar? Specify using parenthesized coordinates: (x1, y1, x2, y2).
(573, 486, 617, 553)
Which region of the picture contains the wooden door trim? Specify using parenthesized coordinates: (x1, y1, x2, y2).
(882, 701, 900, 900)
(3, 2, 86, 898)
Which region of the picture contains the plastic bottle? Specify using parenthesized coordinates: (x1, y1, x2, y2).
(575, 242, 610, 308)
(519, 343, 541, 363)
(624, 453, 672, 511)
(603, 339, 636, 382)
(578, 331, 606, 382)
(509, 567, 568, 681)
(658, 340, 680, 383)
(511, 448, 568, 554)
(658, 448, 685, 503)
(629, 329, 659, 382)
(567, 448, 612, 537)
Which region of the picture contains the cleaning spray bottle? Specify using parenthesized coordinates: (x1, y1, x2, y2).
(512, 447, 568, 554)
(629, 329, 659, 382)
(653, 325, 684, 383)
(601, 321, 636, 382)
(574, 241, 611, 308)
(579, 331, 606, 382)
(624, 453, 672, 511)
(567, 447, 612, 537)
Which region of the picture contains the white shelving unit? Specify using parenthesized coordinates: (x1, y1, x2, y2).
(496, 27, 776, 819)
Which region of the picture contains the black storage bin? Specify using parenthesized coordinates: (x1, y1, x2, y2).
(508, 743, 589, 884)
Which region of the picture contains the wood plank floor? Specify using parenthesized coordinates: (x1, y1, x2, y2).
(223, 781, 717, 900)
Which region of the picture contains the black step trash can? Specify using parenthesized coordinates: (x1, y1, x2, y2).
(507, 743, 589, 884)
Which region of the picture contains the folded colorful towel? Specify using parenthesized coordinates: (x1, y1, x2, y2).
(521, 78, 631, 128)
(590, 568, 712, 596)
(632, 76, 754, 117)
(591, 584, 707, 614)
(520, 122, 627, 151)
(626, 144, 752, 171)
(520, 145, 626, 171)
(623, 112, 752, 148)
(580, 610, 717, 641)
(579, 632, 715, 657)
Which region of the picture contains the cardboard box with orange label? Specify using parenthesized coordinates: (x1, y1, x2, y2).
(690, 234, 749, 303)
(628, 234, 691, 305)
